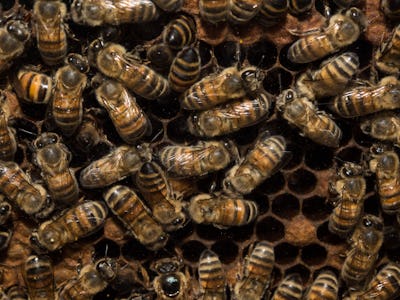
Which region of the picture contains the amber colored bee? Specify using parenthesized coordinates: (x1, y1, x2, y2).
(24, 255, 55, 300)
(287, 7, 366, 63)
(7, 285, 28, 299)
(360, 113, 400, 145)
(223, 134, 286, 195)
(0, 228, 11, 251)
(153, 0, 183, 11)
(328, 162, 366, 236)
(189, 193, 259, 228)
(88, 40, 170, 100)
(33, 0, 67, 66)
(270, 273, 303, 300)
(228, 0, 262, 24)
(199, 0, 229, 24)
(136, 161, 186, 232)
(74, 112, 102, 153)
(103, 185, 169, 251)
(375, 24, 400, 75)
(198, 249, 226, 300)
(0, 107, 17, 161)
(169, 46, 201, 93)
(188, 91, 271, 137)
(80, 144, 151, 189)
(71, 0, 160, 26)
(341, 214, 384, 287)
(277, 89, 342, 147)
(158, 140, 237, 178)
(381, 0, 400, 20)
(181, 66, 263, 110)
(32, 132, 79, 206)
(304, 271, 338, 300)
(147, 43, 174, 71)
(52, 53, 88, 137)
(288, 0, 314, 15)
(234, 241, 275, 300)
(0, 201, 11, 225)
(0, 161, 52, 219)
(163, 15, 196, 50)
(30, 201, 108, 252)
(256, 0, 288, 28)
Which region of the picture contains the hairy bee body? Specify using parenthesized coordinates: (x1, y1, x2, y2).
(169, 46, 201, 92)
(360, 113, 400, 144)
(304, 271, 338, 300)
(13, 69, 53, 104)
(228, 0, 262, 24)
(375, 24, 400, 75)
(0, 229, 11, 251)
(198, 249, 226, 300)
(271, 273, 303, 300)
(163, 15, 196, 50)
(256, 0, 288, 27)
(7, 286, 28, 299)
(30, 201, 108, 252)
(147, 43, 174, 71)
(223, 135, 286, 195)
(152, 0, 184, 11)
(74, 112, 102, 153)
(381, 0, 400, 20)
(287, 8, 365, 63)
(0, 108, 16, 161)
(0, 201, 11, 225)
(103, 185, 169, 251)
(24, 255, 54, 300)
(288, 0, 314, 15)
(33, 0, 67, 66)
(199, 0, 229, 23)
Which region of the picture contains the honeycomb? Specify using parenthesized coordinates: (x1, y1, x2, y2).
(0, 0, 398, 298)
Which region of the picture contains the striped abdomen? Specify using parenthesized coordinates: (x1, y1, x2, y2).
(228, 0, 262, 24)
(376, 24, 400, 74)
(271, 273, 303, 300)
(304, 271, 338, 300)
(0, 112, 16, 161)
(163, 15, 196, 50)
(110, 0, 160, 24)
(341, 248, 377, 285)
(376, 153, 400, 214)
(288, 33, 334, 63)
(288, 0, 314, 15)
(198, 249, 226, 300)
(328, 197, 363, 236)
(257, 0, 288, 27)
(169, 46, 201, 92)
(24, 255, 54, 300)
(16, 70, 53, 104)
(199, 0, 229, 23)
(152, 0, 183, 11)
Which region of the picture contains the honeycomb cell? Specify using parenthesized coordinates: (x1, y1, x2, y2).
(94, 239, 120, 259)
(196, 224, 232, 241)
(353, 124, 376, 148)
(263, 67, 293, 95)
(256, 216, 285, 242)
(166, 116, 197, 144)
(94, 286, 117, 300)
(214, 41, 245, 67)
(181, 240, 207, 263)
(335, 119, 353, 146)
(199, 41, 212, 66)
(257, 172, 286, 195)
(211, 240, 239, 264)
(231, 123, 263, 146)
(231, 224, 254, 242)
(279, 44, 308, 72)
(304, 145, 334, 170)
(285, 264, 310, 284)
(347, 39, 374, 69)
(283, 142, 305, 170)
(150, 96, 181, 120)
(303, 196, 330, 221)
(121, 239, 151, 261)
(274, 242, 299, 265)
(317, 222, 345, 244)
(272, 193, 300, 219)
(364, 194, 381, 216)
(288, 169, 317, 194)
(336, 146, 363, 164)
(301, 243, 327, 266)
(249, 192, 270, 214)
(247, 40, 278, 69)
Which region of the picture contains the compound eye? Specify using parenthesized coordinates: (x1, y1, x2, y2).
(7, 22, 29, 42)
(161, 274, 181, 297)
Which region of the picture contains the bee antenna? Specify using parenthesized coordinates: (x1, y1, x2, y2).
(150, 128, 164, 143)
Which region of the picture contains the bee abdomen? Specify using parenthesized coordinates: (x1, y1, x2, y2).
(163, 15, 196, 50)
(257, 0, 288, 27)
(17, 71, 53, 104)
(228, 0, 262, 24)
(169, 46, 201, 92)
(199, 0, 229, 23)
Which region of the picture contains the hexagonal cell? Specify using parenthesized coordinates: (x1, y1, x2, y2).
(94, 238, 120, 259)
(272, 193, 300, 219)
(248, 192, 270, 215)
(231, 224, 255, 242)
(166, 116, 197, 144)
(149, 96, 181, 120)
(256, 216, 285, 242)
(256, 172, 286, 196)
(274, 242, 299, 265)
(214, 41, 245, 67)
(199, 41, 213, 66)
(121, 239, 151, 261)
(336, 146, 363, 165)
(317, 222, 345, 244)
(284, 264, 310, 285)
(231, 123, 263, 146)
(287, 169, 317, 195)
(301, 243, 327, 266)
(364, 194, 381, 216)
(283, 142, 305, 170)
(247, 40, 278, 69)
(263, 67, 293, 95)
(181, 240, 207, 263)
(211, 240, 239, 264)
(196, 224, 233, 241)
(304, 145, 334, 170)
(347, 39, 374, 69)
(303, 196, 331, 221)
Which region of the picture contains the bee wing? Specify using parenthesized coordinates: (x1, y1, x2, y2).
(287, 27, 322, 36)
(360, 276, 400, 299)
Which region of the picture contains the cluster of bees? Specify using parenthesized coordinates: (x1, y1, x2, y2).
(0, 0, 399, 299)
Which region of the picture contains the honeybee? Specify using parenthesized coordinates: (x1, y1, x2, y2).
(136, 161, 186, 232)
(223, 134, 286, 195)
(0, 228, 11, 251)
(147, 43, 174, 71)
(381, 0, 400, 20)
(180, 66, 264, 110)
(52, 53, 88, 137)
(277, 89, 342, 147)
(189, 193, 259, 228)
(30, 201, 108, 252)
(88, 39, 170, 100)
(32, 132, 79, 206)
(79, 144, 151, 189)
(0, 106, 17, 161)
(7, 285, 28, 299)
(270, 273, 303, 300)
(303, 270, 338, 300)
(295, 52, 359, 100)
(74, 112, 102, 153)
(71, 0, 160, 26)
(341, 214, 384, 287)
(288, 0, 314, 15)
(328, 162, 366, 236)
(158, 140, 237, 178)
(375, 24, 400, 75)
(33, 0, 67, 66)
(93, 76, 151, 144)
(162, 15, 196, 50)
(199, 0, 229, 24)
(0, 20, 31, 73)
(0, 201, 11, 225)
(360, 113, 400, 145)
(234, 241, 275, 300)
(188, 91, 272, 137)
(0, 161, 52, 219)
(256, 0, 288, 28)
(287, 7, 366, 63)
(228, 0, 262, 24)
(169, 46, 201, 93)
(198, 249, 226, 300)
(24, 255, 54, 300)
(152, 0, 184, 11)
(103, 185, 169, 251)
(59, 258, 118, 300)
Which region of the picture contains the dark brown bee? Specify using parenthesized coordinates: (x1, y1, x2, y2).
(199, 0, 229, 24)
(147, 43, 174, 71)
(152, 0, 184, 11)
(103, 185, 169, 251)
(163, 15, 196, 50)
(24, 255, 55, 300)
(0, 200, 11, 225)
(270, 273, 303, 300)
(74, 112, 102, 153)
(198, 249, 226, 300)
(7, 285, 28, 300)
(375, 24, 400, 75)
(360, 113, 400, 145)
(0, 228, 11, 251)
(304, 271, 338, 300)
(256, 0, 288, 28)
(228, 0, 262, 24)
(0, 106, 16, 161)
(288, 0, 314, 15)
(381, 0, 400, 20)
(33, 0, 67, 66)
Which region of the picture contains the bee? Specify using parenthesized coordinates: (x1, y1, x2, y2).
(198, 249, 226, 300)
(295, 52, 359, 100)
(288, 0, 314, 15)
(136, 161, 186, 232)
(381, 0, 400, 20)
(52, 53, 88, 137)
(30, 201, 108, 252)
(162, 15, 196, 50)
(328, 162, 366, 236)
(103, 185, 169, 251)
(360, 113, 400, 145)
(270, 273, 303, 300)
(152, 0, 184, 11)
(0, 161, 52, 219)
(24, 255, 55, 300)
(152, 257, 190, 299)
(158, 140, 237, 178)
(375, 24, 400, 75)
(341, 214, 384, 287)
(228, 0, 262, 24)
(0, 106, 17, 161)
(277, 89, 342, 147)
(331, 76, 400, 118)
(169, 46, 201, 93)
(223, 134, 286, 195)
(32, 132, 79, 206)
(71, 0, 160, 26)
(7, 285, 28, 299)
(74, 112, 102, 153)
(0, 201, 11, 225)
(199, 0, 229, 24)
(287, 7, 366, 63)
(79, 144, 151, 189)
(0, 228, 11, 251)
(189, 193, 259, 228)
(180, 66, 264, 110)
(88, 39, 170, 100)
(33, 0, 67, 66)
(234, 241, 275, 300)
(59, 258, 118, 300)
(303, 271, 338, 300)
(256, 0, 288, 28)
(0, 20, 31, 74)
(93, 75, 151, 144)
(368, 144, 400, 215)
(147, 43, 174, 71)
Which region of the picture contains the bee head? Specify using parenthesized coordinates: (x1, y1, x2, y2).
(7, 20, 30, 42)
